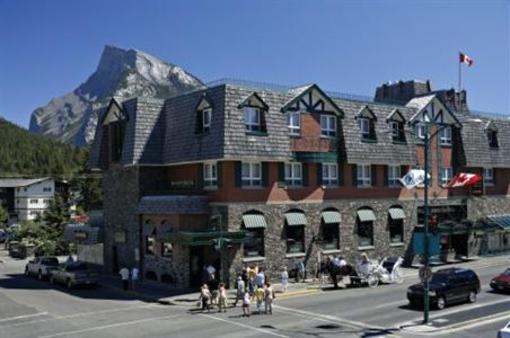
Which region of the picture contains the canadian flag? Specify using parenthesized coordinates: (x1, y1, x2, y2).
(446, 173, 482, 188)
(459, 52, 474, 66)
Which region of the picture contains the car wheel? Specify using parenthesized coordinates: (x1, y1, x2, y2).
(468, 290, 477, 303)
(436, 296, 446, 310)
(368, 275, 379, 288)
(37, 271, 43, 281)
(66, 279, 73, 289)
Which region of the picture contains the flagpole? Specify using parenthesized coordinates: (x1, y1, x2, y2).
(458, 53, 462, 91)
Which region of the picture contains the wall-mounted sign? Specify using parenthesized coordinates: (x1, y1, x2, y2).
(74, 231, 88, 240)
(114, 230, 126, 243)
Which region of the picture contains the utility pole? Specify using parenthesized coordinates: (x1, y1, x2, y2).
(423, 123, 430, 324)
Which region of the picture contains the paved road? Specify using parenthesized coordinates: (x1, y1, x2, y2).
(0, 250, 508, 338)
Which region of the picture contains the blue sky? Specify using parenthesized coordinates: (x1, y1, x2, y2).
(0, 0, 508, 127)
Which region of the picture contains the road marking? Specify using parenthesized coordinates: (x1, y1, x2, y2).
(0, 304, 158, 328)
(438, 310, 510, 334)
(38, 314, 181, 338)
(200, 313, 290, 338)
(0, 312, 48, 322)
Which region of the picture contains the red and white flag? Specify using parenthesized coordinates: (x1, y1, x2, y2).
(446, 173, 482, 188)
(459, 52, 474, 66)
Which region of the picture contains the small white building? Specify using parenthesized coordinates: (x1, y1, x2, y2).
(0, 178, 55, 222)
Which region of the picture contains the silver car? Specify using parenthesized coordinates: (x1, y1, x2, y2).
(50, 262, 98, 289)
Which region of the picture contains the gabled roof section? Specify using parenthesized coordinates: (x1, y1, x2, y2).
(0, 177, 52, 188)
(407, 94, 461, 128)
(101, 98, 127, 125)
(195, 94, 213, 111)
(386, 109, 406, 123)
(281, 84, 343, 117)
(238, 92, 269, 110)
(484, 120, 498, 132)
(356, 105, 377, 120)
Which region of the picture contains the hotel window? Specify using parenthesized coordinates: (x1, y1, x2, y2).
(30, 199, 38, 204)
(390, 121, 405, 142)
(416, 123, 426, 141)
(483, 168, 494, 186)
(320, 115, 337, 137)
(357, 164, 372, 187)
(244, 107, 261, 132)
(439, 126, 452, 145)
(439, 167, 453, 186)
(242, 162, 262, 187)
(322, 163, 338, 186)
(287, 112, 300, 136)
(488, 130, 499, 148)
(359, 118, 371, 139)
(285, 162, 303, 186)
(388, 214, 404, 244)
(203, 162, 218, 187)
(356, 208, 375, 247)
(202, 108, 212, 133)
(387, 165, 401, 187)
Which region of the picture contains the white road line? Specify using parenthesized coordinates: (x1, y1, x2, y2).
(0, 312, 48, 322)
(0, 304, 158, 328)
(200, 314, 290, 338)
(38, 314, 181, 338)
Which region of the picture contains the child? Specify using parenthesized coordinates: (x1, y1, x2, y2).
(199, 284, 212, 312)
(218, 282, 227, 313)
(255, 285, 265, 314)
(280, 267, 289, 293)
(264, 282, 274, 315)
(242, 291, 251, 317)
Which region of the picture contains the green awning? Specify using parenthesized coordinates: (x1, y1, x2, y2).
(242, 214, 267, 229)
(357, 209, 376, 222)
(487, 215, 510, 231)
(285, 212, 308, 226)
(164, 230, 246, 246)
(322, 211, 341, 224)
(292, 152, 338, 163)
(388, 208, 406, 220)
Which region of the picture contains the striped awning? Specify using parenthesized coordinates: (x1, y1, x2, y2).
(357, 209, 376, 222)
(321, 211, 341, 224)
(242, 214, 267, 229)
(486, 215, 510, 230)
(388, 208, 406, 220)
(285, 212, 308, 226)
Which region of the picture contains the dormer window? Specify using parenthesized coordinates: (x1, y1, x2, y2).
(416, 123, 426, 141)
(356, 106, 376, 141)
(439, 126, 452, 145)
(488, 130, 499, 148)
(244, 107, 261, 132)
(360, 118, 370, 138)
(320, 115, 337, 137)
(386, 109, 406, 143)
(287, 111, 300, 136)
(202, 108, 211, 133)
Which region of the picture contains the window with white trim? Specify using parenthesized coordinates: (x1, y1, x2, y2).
(359, 118, 370, 138)
(242, 162, 261, 186)
(202, 108, 211, 132)
(387, 165, 401, 187)
(203, 162, 217, 187)
(287, 112, 300, 136)
(285, 162, 302, 186)
(416, 123, 426, 140)
(244, 107, 261, 132)
(322, 163, 338, 186)
(357, 164, 371, 187)
(439, 167, 453, 186)
(483, 168, 494, 186)
(320, 115, 337, 137)
(30, 199, 38, 204)
(439, 126, 452, 145)
(43, 187, 52, 192)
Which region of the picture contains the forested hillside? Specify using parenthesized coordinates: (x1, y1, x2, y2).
(0, 117, 87, 177)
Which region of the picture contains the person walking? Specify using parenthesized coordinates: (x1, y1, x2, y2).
(218, 282, 227, 313)
(199, 284, 212, 312)
(255, 285, 265, 314)
(295, 258, 306, 283)
(131, 266, 139, 291)
(233, 275, 245, 307)
(242, 291, 251, 317)
(255, 268, 265, 289)
(119, 266, 130, 291)
(280, 267, 289, 293)
(264, 282, 274, 315)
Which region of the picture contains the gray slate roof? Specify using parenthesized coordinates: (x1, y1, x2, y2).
(0, 177, 51, 188)
(138, 195, 209, 214)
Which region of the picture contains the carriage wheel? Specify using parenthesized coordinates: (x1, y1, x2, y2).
(368, 275, 379, 288)
(393, 269, 404, 284)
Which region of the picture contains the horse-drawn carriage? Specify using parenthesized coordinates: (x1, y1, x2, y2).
(322, 256, 404, 288)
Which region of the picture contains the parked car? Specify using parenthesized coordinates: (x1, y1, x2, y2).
(25, 256, 60, 280)
(50, 262, 98, 289)
(498, 320, 510, 338)
(8, 241, 26, 258)
(407, 267, 480, 310)
(0, 230, 8, 243)
(490, 268, 510, 293)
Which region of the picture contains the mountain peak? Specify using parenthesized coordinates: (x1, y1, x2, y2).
(29, 45, 203, 146)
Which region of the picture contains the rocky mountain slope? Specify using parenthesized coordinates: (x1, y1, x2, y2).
(29, 45, 204, 146)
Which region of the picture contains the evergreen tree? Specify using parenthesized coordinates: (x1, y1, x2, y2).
(0, 206, 8, 227)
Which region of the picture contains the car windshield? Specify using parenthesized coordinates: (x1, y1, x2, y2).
(503, 269, 510, 277)
(430, 273, 450, 284)
(66, 263, 88, 271)
(43, 258, 59, 266)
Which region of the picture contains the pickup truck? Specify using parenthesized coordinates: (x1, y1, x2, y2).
(25, 256, 59, 280)
(49, 262, 98, 289)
